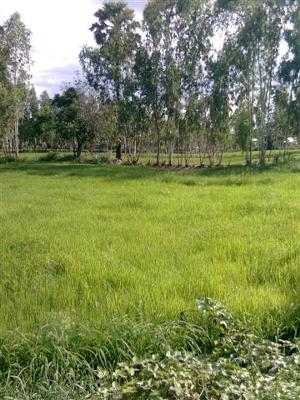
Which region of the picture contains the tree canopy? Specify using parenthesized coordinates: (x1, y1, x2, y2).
(1, 1, 299, 165)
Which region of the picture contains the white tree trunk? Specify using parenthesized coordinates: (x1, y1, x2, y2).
(14, 117, 19, 157)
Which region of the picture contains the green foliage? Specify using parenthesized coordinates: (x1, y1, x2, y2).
(80, 1, 140, 98)
(3, 1, 297, 165)
(30, 90, 56, 149)
(208, 57, 230, 159)
(0, 299, 299, 398)
(1, 12, 31, 156)
(280, 3, 300, 138)
(96, 300, 300, 399)
(234, 108, 252, 152)
(52, 85, 102, 158)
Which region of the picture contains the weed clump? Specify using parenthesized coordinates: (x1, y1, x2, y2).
(39, 151, 58, 161)
(98, 155, 110, 164)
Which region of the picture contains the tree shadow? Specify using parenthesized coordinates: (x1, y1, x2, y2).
(0, 162, 165, 180)
(0, 159, 297, 184)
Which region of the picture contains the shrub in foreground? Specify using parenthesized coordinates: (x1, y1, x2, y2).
(96, 299, 300, 399)
(0, 299, 299, 399)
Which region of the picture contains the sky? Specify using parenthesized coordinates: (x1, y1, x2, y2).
(0, 0, 147, 96)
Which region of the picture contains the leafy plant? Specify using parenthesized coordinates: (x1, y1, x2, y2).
(95, 299, 300, 399)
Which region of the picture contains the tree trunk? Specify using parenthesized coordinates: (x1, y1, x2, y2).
(248, 138, 252, 166)
(259, 134, 266, 165)
(167, 140, 173, 166)
(14, 118, 19, 157)
(154, 114, 160, 165)
(76, 142, 83, 158)
(116, 140, 122, 160)
(147, 137, 151, 164)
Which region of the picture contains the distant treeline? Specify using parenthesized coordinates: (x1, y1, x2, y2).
(0, 1, 299, 165)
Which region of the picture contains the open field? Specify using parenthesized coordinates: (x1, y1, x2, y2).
(1, 155, 300, 336)
(1, 0, 299, 395)
(1, 156, 300, 397)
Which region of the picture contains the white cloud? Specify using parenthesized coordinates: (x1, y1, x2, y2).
(0, 0, 146, 96)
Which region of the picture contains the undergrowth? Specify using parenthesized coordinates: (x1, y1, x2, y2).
(1, 299, 299, 399)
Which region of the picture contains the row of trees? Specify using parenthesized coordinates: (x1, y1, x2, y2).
(1, 1, 299, 165)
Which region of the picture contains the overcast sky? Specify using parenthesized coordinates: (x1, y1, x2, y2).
(0, 0, 147, 96)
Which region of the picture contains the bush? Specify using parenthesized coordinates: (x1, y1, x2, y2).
(0, 299, 299, 399)
(98, 155, 110, 164)
(96, 299, 300, 399)
(39, 151, 58, 161)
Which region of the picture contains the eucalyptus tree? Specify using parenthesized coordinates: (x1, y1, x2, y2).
(33, 91, 57, 150)
(165, 0, 214, 165)
(143, 0, 213, 165)
(184, 96, 210, 165)
(79, 1, 140, 160)
(221, 6, 256, 164)
(270, 88, 290, 153)
(280, 1, 300, 142)
(0, 25, 13, 150)
(0, 83, 12, 153)
(155, 0, 183, 165)
(181, 0, 214, 164)
(253, 1, 287, 164)
(234, 107, 252, 161)
(207, 56, 230, 165)
(0, 25, 9, 85)
(0, 25, 7, 77)
(119, 75, 150, 164)
(222, 0, 289, 164)
(140, 1, 165, 165)
(19, 86, 38, 150)
(142, 0, 188, 165)
(2, 12, 31, 157)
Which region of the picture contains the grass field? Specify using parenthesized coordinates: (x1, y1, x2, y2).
(1, 155, 300, 397)
(1, 154, 300, 336)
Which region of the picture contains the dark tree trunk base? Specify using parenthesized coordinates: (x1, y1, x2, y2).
(116, 142, 122, 160)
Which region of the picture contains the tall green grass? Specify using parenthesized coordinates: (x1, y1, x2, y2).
(1, 157, 299, 337)
(1, 156, 300, 397)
